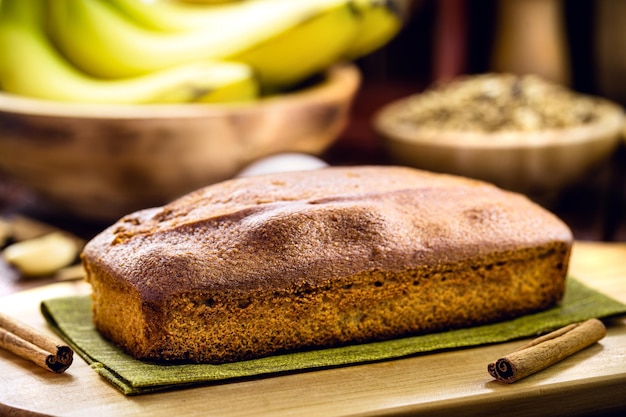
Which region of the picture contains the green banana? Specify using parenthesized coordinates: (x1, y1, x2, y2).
(344, 0, 408, 61)
(0, 0, 259, 104)
(46, 0, 352, 80)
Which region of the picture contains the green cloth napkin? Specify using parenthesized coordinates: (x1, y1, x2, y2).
(40, 278, 626, 396)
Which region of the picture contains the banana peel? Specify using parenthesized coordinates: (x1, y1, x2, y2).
(0, 0, 406, 104)
(0, 0, 259, 104)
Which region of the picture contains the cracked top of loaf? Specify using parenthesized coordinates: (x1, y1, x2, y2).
(82, 166, 573, 302)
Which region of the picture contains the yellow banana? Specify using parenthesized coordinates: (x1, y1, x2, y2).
(344, 0, 408, 61)
(109, 0, 301, 32)
(46, 0, 352, 80)
(0, 0, 259, 104)
(234, 2, 362, 90)
(178, 0, 239, 4)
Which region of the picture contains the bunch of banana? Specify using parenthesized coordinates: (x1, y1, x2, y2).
(0, 0, 406, 105)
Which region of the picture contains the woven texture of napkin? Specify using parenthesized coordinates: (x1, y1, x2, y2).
(40, 278, 626, 395)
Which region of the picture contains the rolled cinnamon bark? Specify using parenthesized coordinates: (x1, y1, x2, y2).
(488, 318, 607, 383)
(0, 312, 73, 373)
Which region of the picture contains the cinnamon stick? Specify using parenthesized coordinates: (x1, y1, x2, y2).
(0, 312, 73, 373)
(488, 318, 606, 383)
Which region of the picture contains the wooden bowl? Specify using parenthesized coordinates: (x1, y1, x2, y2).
(0, 65, 360, 221)
(374, 94, 624, 196)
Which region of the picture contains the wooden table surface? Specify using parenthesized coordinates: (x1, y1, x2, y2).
(0, 240, 625, 417)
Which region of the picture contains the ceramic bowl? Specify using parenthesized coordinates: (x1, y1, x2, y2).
(374, 91, 624, 196)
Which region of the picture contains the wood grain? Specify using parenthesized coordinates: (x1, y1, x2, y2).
(0, 65, 360, 221)
(0, 241, 625, 417)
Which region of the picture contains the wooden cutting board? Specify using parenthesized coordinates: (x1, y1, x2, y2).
(1, 241, 625, 417)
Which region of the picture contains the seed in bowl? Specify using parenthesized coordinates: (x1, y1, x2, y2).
(393, 73, 603, 132)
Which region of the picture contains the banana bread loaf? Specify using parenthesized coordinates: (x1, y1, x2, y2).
(82, 166, 573, 364)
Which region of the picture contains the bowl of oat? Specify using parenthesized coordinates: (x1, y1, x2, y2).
(374, 73, 624, 196)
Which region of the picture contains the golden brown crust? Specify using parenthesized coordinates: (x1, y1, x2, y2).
(82, 166, 573, 363)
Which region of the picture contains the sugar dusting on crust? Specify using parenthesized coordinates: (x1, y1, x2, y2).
(84, 166, 572, 298)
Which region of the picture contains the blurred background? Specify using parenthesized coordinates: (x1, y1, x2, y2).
(328, 0, 626, 242)
(1, 0, 625, 247)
